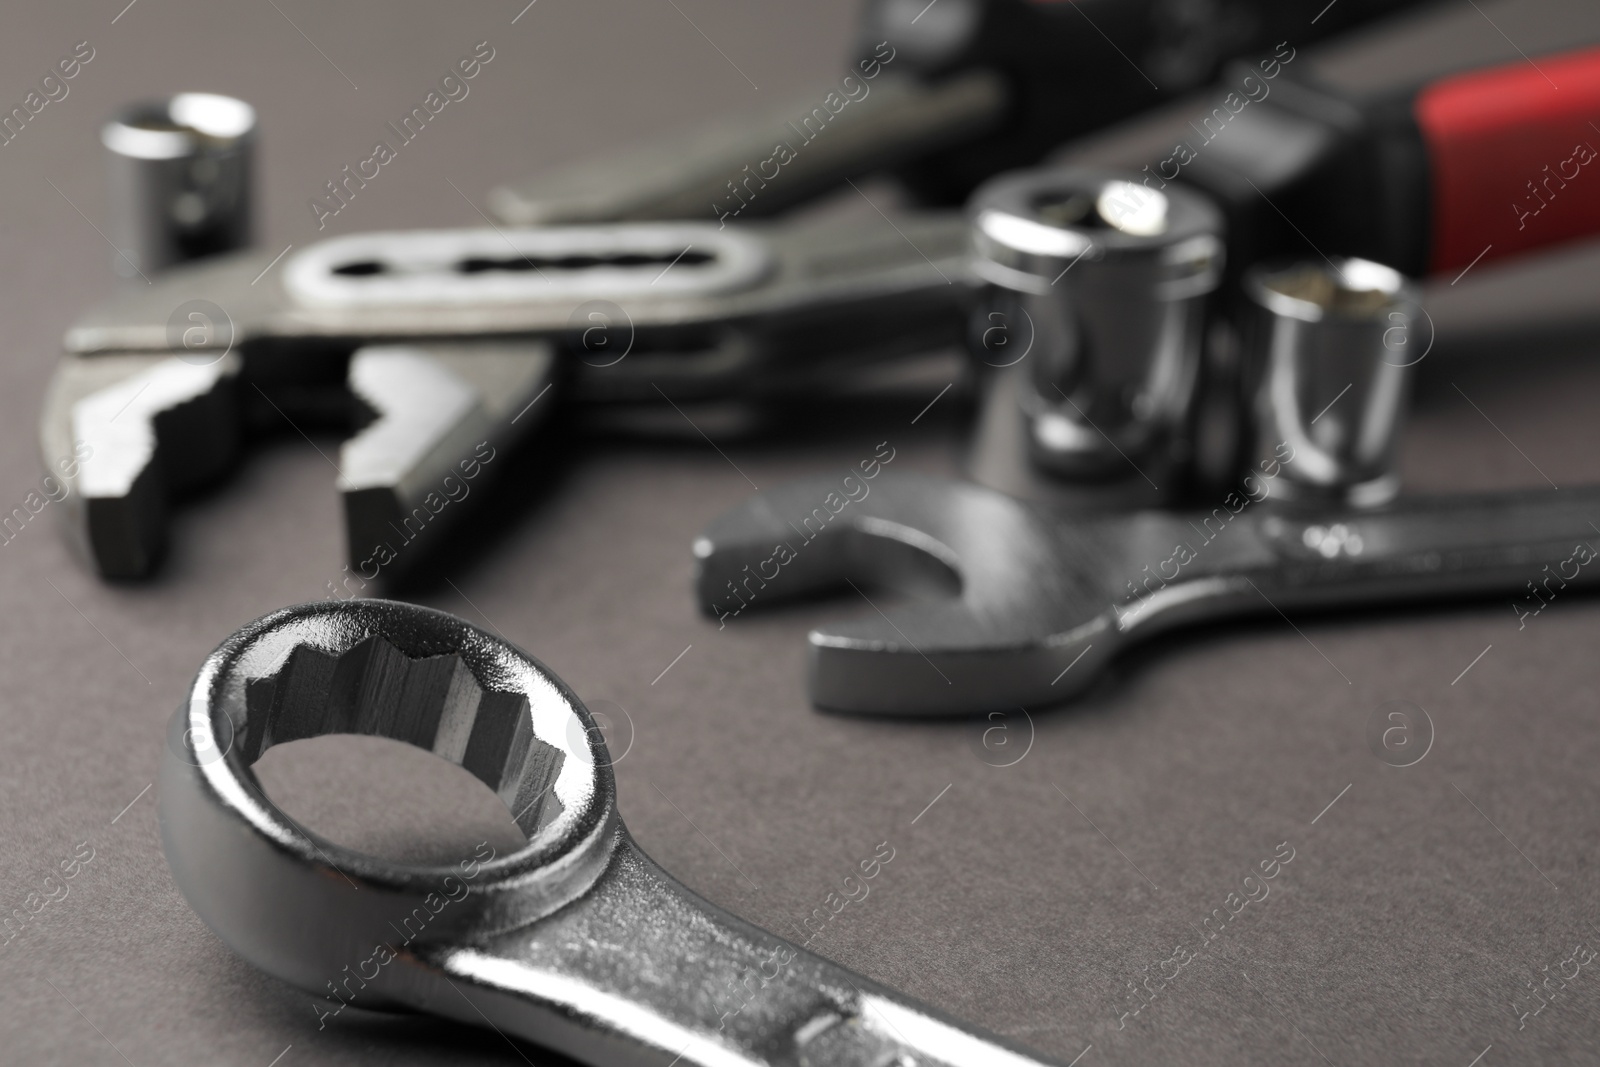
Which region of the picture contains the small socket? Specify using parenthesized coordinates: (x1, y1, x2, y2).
(1242, 257, 1420, 507)
(102, 92, 255, 278)
(967, 167, 1224, 491)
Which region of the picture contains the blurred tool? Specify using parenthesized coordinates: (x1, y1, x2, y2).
(1177, 42, 1600, 277)
(971, 43, 1600, 501)
(967, 167, 1224, 498)
(694, 471, 1600, 714)
(1239, 257, 1419, 506)
(58, 36, 1600, 582)
(161, 599, 1064, 1067)
(102, 92, 255, 278)
(490, 0, 1438, 225)
(42, 213, 969, 579)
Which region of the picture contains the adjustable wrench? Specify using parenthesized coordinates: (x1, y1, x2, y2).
(161, 599, 1064, 1066)
(42, 214, 970, 579)
(693, 471, 1600, 714)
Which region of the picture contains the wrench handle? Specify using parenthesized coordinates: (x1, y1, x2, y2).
(1242, 487, 1600, 615)
(431, 838, 1063, 1067)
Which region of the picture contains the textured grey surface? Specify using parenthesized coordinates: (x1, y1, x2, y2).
(2, 1, 1600, 1065)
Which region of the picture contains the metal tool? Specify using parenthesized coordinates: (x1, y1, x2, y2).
(491, 0, 1436, 225)
(1240, 257, 1419, 506)
(967, 167, 1224, 494)
(43, 213, 970, 579)
(101, 92, 255, 279)
(693, 471, 1600, 714)
(160, 599, 1062, 1067)
(490, 67, 1005, 227)
(1175, 42, 1600, 278)
(964, 41, 1600, 500)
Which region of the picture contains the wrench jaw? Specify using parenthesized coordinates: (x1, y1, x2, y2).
(694, 473, 1119, 714)
(422, 835, 1065, 1067)
(337, 342, 557, 585)
(159, 600, 618, 1014)
(45, 336, 555, 582)
(41, 353, 243, 577)
(808, 615, 1114, 716)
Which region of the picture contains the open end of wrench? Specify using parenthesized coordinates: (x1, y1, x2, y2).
(160, 599, 619, 1008)
(693, 472, 1118, 715)
(699, 473, 1600, 716)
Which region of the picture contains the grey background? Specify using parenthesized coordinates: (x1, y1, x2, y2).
(3, 1, 1600, 1064)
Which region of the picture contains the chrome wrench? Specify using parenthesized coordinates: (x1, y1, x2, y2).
(160, 599, 1062, 1067)
(692, 471, 1600, 714)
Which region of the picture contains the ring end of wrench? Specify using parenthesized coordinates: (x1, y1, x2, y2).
(160, 599, 617, 1007)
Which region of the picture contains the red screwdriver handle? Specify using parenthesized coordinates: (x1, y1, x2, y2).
(1416, 44, 1600, 274)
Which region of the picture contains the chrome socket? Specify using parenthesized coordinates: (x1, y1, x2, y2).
(967, 166, 1224, 490)
(1241, 257, 1420, 507)
(102, 92, 255, 278)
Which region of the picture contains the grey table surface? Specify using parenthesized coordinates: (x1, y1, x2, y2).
(4, 1, 1600, 1064)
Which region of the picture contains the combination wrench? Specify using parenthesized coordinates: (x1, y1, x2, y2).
(693, 472, 1600, 714)
(160, 599, 1062, 1066)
